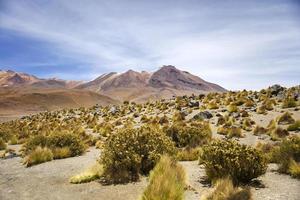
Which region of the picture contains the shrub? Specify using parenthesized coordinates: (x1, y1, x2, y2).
(282, 97, 297, 108)
(217, 126, 243, 138)
(47, 132, 86, 156)
(253, 126, 268, 135)
(287, 120, 300, 131)
(23, 135, 48, 155)
(227, 103, 238, 113)
(201, 140, 267, 184)
(277, 112, 295, 125)
(141, 156, 186, 200)
(200, 177, 252, 200)
(8, 135, 18, 145)
(52, 147, 72, 159)
(173, 111, 185, 122)
(100, 126, 176, 184)
(255, 142, 278, 163)
(0, 138, 7, 150)
(270, 127, 289, 141)
(70, 163, 103, 184)
(165, 122, 212, 148)
(273, 136, 300, 174)
(241, 118, 253, 131)
(289, 159, 300, 179)
(256, 105, 266, 114)
(24, 147, 53, 167)
(176, 147, 202, 161)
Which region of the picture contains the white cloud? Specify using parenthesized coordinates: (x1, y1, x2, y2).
(0, 0, 299, 89)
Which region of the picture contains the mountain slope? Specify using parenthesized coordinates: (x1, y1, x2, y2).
(77, 65, 226, 102)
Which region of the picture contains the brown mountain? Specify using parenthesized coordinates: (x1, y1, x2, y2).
(0, 70, 40, 87)
(76, 65, 226, 102)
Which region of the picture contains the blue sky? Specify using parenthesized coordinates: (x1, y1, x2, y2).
(0, 0, 299, 90)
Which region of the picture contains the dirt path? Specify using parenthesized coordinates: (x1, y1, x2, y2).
(0, 147, 147, 200)
(181, 161, 300, 200)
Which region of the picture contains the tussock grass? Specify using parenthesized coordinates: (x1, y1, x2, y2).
(200, 177, 252, 200)
(141, 156, 186, 200)
(287, 120, 300, 131)
(0, 138, 7, 150)
(176, 147, 202, 161)
(24, 146, 53, 167)
(70, 163, 103, 184)
(277, 112, 295, 125)
(52, 147, 72, 159)
(289, 159, 300, 179)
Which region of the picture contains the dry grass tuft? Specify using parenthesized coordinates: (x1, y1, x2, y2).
(70, 163, 103, 184)
(141, 156, 186, 200)
(200, 177, 252, 200)
(24, 146, 53, 167)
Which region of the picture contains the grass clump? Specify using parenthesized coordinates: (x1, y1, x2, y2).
(24, 146, 53, 167)
(253, 125, 268, 136)
(270, 127, 289, 141)
(52, 147, 72, 159)
(176, 147, 202, 161)
(217, 126, 243, 138)
(141, 156, 186, 200)
(227, 103, 238, 113)
(0, 138, 7, 150)
(289, 159, 300, 179)
(287, 120, 300, 131)
(100, 126, 176, 184)
(201, 140, 267, 184)
(164, 122, 212, 148)
(70, 163, 103, 184)
(282, 97, 297, 108)
(272, 135, 300, 174)
(200, 177, 252, 200)
(277, 112, 295, 125)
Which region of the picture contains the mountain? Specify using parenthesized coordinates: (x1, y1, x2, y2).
(0, 70, 82, 89)
(76, 65, 226, 102)
(0, 70, 40, 87)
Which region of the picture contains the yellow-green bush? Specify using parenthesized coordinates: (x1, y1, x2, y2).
(164, 122, 212, 148)
(200, 177, 252, 200)
(289, 159, 300, 179)
(24, 146, 53, 167)
(141, 156, 186, 200)
(100, 126, 176, 184)
(227, 103, 238, 113)
(253, 126, 268, 135)
(217, 126, 243, 138)
(52, 147, 72, 159)
(277, 112, 295, 125)
(270, 127, 289, 141)
(272, 136, 300, 174)
(282, 97, 297, 108)
(287, 120, 300, 131)
(176, 147, 202, 161)
(201, 140, 267, 184)
(70, 163, 103, 184)
(0, 138, 7, 150)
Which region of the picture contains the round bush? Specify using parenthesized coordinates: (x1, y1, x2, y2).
(47, 132, 86, 156)
(164, 122, 211, 148)
(201, 140, 267, 184)
(100, 125, 176, 184)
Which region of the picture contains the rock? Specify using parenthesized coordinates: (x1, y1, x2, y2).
(109, 106, 118, 114)
(193, 111, 213, 120)
(188, 100, 199, 108)
(269, 84, 284, 95)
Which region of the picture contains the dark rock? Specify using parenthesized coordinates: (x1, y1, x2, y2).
(193, 111, 213, 120)
(269, 84, 284, 95)
(188, 100, 199, 108)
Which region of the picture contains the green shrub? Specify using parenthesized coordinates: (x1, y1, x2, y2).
(141, 156, 186, 200)
(282, 97, 297, 108)
(176, 147, 202, 161)
(200, 177, 252, 200)
(217, 126, 243, 138)
(201, 140, 267, 184)
(0, 138, 7, 150)
(47, 132, 86, 156)
(164, 122, 212, 148)
(287, 120, 300, 131)
(23, 135, 48, 155)
(273, 136, 300, 174)
(277, 112, 295, 125)
(70, 163, 103, 184)
(52, 147, 72, 159)
(289, 159, 300, 179)
(24, 146, 53, 167)
(100, 126, 176, 184)
(253, 126, 268, 135)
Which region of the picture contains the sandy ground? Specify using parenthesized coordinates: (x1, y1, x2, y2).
(0, 147, 147, 200)
(181, 161, 300, 200)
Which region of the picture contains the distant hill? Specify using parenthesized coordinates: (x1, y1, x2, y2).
(0, 66, 226, 118)
(76, 65, 226, 102)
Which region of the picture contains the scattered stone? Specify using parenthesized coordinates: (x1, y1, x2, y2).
(193, 111, 213, 120)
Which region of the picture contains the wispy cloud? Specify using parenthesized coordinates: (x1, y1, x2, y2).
(0, 0, 299, 89)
